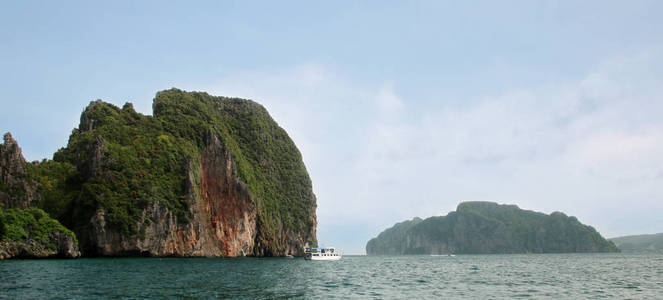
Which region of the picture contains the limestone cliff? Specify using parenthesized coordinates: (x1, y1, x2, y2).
(82, 130, 259, 257)
(45, 89, 316, 257)
(0, 133, 40, 209)
(367, 202, 618, 255)
(0, 136, 80, 259)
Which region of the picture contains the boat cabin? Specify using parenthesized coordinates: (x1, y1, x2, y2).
(304, 247, 341, 260)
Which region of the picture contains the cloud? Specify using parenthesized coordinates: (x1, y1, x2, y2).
(569, 131, 663, 181)
(376, 83, 404, 117)
(194, 49, 663, 253)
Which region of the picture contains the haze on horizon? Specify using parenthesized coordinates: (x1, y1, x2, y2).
(2, 1, 662, 254)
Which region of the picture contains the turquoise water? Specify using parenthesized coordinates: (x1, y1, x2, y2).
(1, 253, 662, 299)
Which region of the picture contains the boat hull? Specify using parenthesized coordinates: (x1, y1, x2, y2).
(305, 255, 342, 261)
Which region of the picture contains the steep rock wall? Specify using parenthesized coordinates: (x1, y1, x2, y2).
(0, 133, 40, 209)
(3, 90, 317, 257)
(62, 90, 317, 257)
(82, 130, 258, 257)
(0, 136, 79, 260)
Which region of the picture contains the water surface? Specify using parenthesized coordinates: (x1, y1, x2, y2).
(1, 253, 661, 299)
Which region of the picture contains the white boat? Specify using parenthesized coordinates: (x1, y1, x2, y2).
(304, 247, 342, 261)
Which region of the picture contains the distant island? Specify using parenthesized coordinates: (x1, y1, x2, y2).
(609, 233, 663, 253)
(1, 89, 317, 259)
(366, 201, 619, 255)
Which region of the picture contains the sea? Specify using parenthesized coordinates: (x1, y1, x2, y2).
(1, 253, 662, 299)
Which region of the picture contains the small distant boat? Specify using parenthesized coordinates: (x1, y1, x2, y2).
(285, 255, 294, 259)
(304, 247, 342, 261)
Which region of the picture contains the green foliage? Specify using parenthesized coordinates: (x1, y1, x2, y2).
(0, 207, 77, 249)
(51, 100, 197, 235)
(24, 160, 77, 225)
(0, 210, 5, 237)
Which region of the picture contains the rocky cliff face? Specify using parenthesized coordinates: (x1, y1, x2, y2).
(367, 202, 619, 255)
(45, 89, 316, 257)
(82, 130, 259, 257)
(1, 90, 316, 257)
(0, 136, 80, 259)
(0, 231, 80, 260)
(0, 133, 40, 209)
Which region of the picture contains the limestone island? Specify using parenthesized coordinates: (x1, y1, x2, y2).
(1, 89, 317, 259)
(366, 201, 618, 255)
(610, 233, 663, 253)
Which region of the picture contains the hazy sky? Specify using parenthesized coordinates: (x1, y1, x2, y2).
(2, 1, 663, 254)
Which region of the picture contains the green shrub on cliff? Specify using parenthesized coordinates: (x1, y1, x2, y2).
(0, 211, 5, 238)
(23, 160, 77, 226)
(0, 207, 77, 248)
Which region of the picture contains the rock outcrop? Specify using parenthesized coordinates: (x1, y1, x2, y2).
(39, 89, 316, 257)
(0, 208, 80, 259)
(0, 136, 80, 259)
(0, 133, 40, 209)
(367, 202, 619, 255)
(0, 232, 80, 260)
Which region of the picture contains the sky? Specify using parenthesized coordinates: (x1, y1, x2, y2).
(1, 1, 663, 254)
